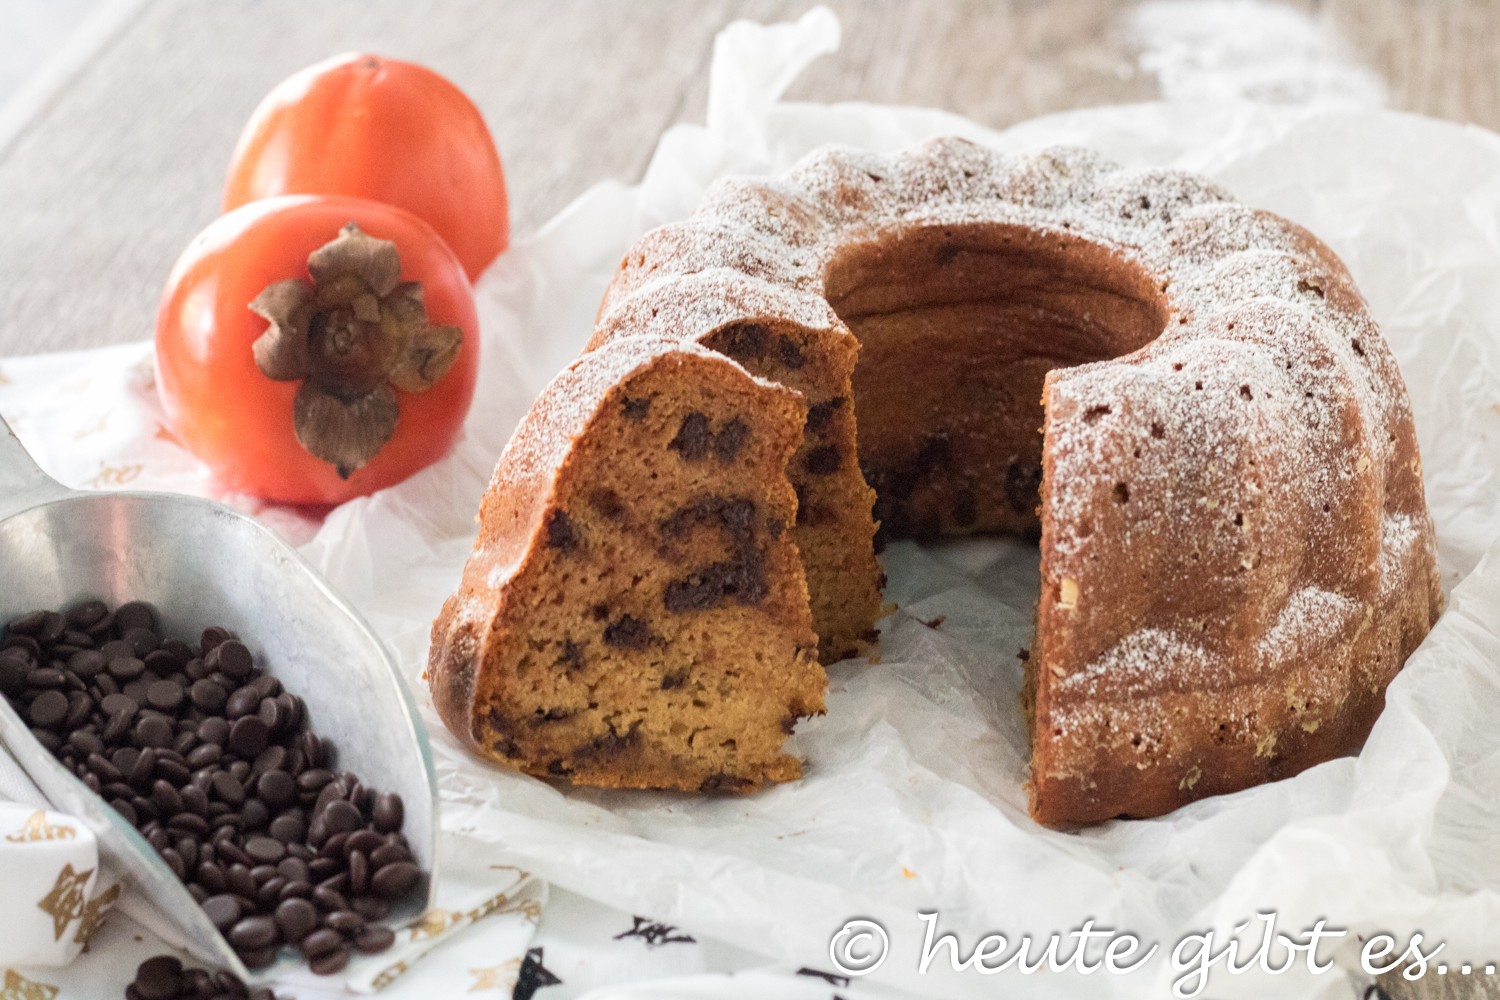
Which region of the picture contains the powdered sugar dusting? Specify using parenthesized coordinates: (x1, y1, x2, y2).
(590, 136, 1436, 745)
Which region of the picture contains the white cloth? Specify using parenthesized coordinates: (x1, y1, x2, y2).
(3, 6, 1500, 999)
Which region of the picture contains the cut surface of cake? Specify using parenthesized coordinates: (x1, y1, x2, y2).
(427, 335, 825, 791)
(589, 274, 883, 663)
(583, 137, 1443, 823)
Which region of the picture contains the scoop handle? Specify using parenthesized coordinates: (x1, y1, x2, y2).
(0, 414, 71, 516)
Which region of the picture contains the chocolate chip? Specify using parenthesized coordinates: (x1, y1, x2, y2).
(146, 680, 185, 712)
(545, 508, 577, 551)
(603, 615, 652, 650)
(9, 614, 45, 638)
(622, 396, 651, 420)
(256, 769, 296, 809)
(299, 731, 323, 770)
(135, 714, 174, 749)
(238, 946, 278, 970)
(348, 851, 369, 895)
(805, 444, 841, 475)
(181, 784, 209, 817)
(228, 914, 278, 950)
(253, 745, 286, 777)
(212, 771, 245, 806)
(186, 743, 221, 769)
(227, 863, 257, 899)
(64, 691, 92, 729)
(354, 924, 396, 954)
(188, 679, 227, 713)
(805, 396, 845, 435)
(133, 955, 182, 1000)
(714, 417, 749, 461)
(245, 835, 287, 864)
(369, 842, 410, 868)
(320, 799, 362, 834)
(199, 626, 232, 654)
(197, 716, 229, 746)
(202, 894, 240, 930)
(715, 321, 770, 362)
(27, 690, 68, 728)
(109, 656, 146, 681)
(372, 793, 404, 834)
(102, 707, 133, 744)
(167, 813, 209, 837)
(352, 896, 392, 921)
(299, 926, 342, 958)
(668, 411, 713, 461)
(1005, 460, 1043, 514)
(26, 667, 65, 689)
(308, 945, 350, 975)
(311, 885, 348, 912)
(276, 856, 310, 883)
(275, 897, 319, 943)
(66, 601, 107, 629)
(225, 686, 260, 720)
(123, 627, 160, 657)
(114, 601, 156, 635)
(370, 861, 420, 899)
(228, 715, 269, 758)
(344, 829, 384, 856)
(67, 649, 106, 679)
(241, 797, 270, 831)
(777, 335, 806, 369)
(326, 909, 366, 934)
(0, 656, 28, 696)
(212, 640, 253, 679)
(151, 779, 183, 815)
(258, 696, 287, 733)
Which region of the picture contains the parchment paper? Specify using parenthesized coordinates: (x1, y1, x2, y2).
(2, 8, 1499, 998)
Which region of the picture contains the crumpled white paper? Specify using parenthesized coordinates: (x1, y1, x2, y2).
(2, 7, 1500, 999)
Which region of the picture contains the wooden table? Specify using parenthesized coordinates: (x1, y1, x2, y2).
(0, 4, 1495, 996)
(0, 0, 1497, 359)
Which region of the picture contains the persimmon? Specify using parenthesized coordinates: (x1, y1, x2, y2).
(156, 196, 479, 504)
(224, 54, 507, 282)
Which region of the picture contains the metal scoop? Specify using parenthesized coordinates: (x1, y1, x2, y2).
(0, 417, 437, 979)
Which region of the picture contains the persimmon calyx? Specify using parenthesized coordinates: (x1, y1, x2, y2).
(249, 222, 463, 479)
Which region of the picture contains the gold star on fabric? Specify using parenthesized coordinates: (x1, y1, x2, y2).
(0, 969, 60, 1000)
(467, 959, 519, 993)
(36, 863, 92, 941)
(74, 882, 121, 944)
(408, 907, 460, 941)
(5, 812, 76, 842)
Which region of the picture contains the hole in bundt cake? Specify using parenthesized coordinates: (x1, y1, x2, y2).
(822, 221, 1169, 545)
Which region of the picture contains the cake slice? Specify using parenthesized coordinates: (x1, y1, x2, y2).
(428, 335, 825, 791)
(590, 267, 884, 664)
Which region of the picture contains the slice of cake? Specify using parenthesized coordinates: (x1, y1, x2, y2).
(428, 335, 825, 791)
(589, 269, 884, 664)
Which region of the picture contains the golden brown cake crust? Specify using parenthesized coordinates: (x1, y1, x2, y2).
(585, 138, 1443, 823)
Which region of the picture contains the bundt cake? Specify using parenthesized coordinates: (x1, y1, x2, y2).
(427, 335, 825, 791)
(581, 138, 1443, 824)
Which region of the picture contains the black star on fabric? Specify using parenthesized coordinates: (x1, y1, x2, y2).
(613, 915, 697, 948)
(512, 946, 561, 1000)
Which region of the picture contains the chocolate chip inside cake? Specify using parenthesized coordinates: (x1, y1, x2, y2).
(428, 336, 824, 791)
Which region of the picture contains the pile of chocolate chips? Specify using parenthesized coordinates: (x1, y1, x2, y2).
(0, 601, 415, 974)
(127, 956, 275, 1000)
